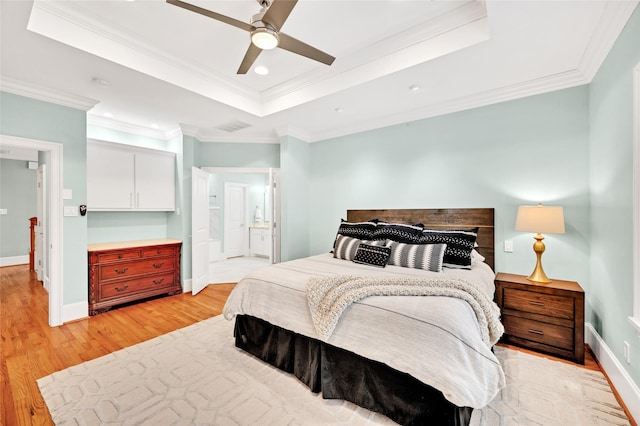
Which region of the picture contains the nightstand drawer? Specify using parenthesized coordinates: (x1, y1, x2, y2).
(503, 287, 574, 319)
(502, 314, 573, 351)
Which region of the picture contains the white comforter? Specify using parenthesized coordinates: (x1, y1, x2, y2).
(223, 253, 506, 408)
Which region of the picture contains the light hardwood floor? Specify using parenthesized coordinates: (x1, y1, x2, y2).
(1, 264, 234, 425)
(1, 264, 635, 425)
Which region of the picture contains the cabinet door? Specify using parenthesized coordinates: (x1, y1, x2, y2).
(87, 143, 135, 210)
(134, 151, 176, 211)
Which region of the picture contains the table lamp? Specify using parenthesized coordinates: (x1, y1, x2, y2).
(515, 204, 565, 283)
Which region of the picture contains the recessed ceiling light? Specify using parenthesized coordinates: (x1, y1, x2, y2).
(103, 112, 113, 118)
(254, 65, 269, 75)
(92, 77, 110, 88)
(334, 107, 344, 113)
(409, 84, 420, 92)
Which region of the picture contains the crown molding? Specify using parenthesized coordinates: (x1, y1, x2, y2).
(309, 68, 589, 142)
(87, 114, 179, 141)
(578, 0, 639, 82)
(275, 126, 311, 143)
(0, 76, 99, 111)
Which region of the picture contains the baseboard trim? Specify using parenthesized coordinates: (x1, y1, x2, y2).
(183, 278, 192, 293)
(62, 301, 88, 324)
(0, 255, 29, 267)
(586, 322, 640, 423)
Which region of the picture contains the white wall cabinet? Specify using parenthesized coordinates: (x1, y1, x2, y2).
(250, 227, 271, 258)
(87, 140, 176, 211)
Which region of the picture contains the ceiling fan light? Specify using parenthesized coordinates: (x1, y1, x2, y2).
(251, 28, 279, 50)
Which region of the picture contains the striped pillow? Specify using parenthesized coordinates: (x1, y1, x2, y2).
(419, 228, 478, 269)
(388, 242, 447, 272)
(334, 235, 387, 261)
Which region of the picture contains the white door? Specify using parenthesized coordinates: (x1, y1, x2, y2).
(268, 169, 280, 264)
(36, 164, 47, 286)
(224, 182, 247, 258)
(191, 167, 210, 295)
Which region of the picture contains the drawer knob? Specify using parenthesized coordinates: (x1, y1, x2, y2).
(528, 329, 544, 335)
(114, 267, 129, 274)
(528, 301, 545, 307)
(118, 254, 123, 259)
(115, 285, 129, 292)
(152, 262, 164, 269)
(153, 278, 165, 285)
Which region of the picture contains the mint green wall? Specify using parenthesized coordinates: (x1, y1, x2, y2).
(166, 132, 186, 281)
(0, 158, 37, 257)
(589, 5, 640, 386)
(198, 142, 280, 167)
(310, 87, 591, 290)
(280, 135, 311, 261)
(0, 91, 87, 305)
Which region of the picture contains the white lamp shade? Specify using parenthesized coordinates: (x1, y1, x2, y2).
(515, 205, 565, 234)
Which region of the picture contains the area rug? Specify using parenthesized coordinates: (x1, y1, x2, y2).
(38, 315, 631, 425)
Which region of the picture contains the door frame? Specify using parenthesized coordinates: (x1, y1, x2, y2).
(36, 163, 47, 285)
(202, 167, 281, 263)
(191, 167, 210, 295)
(0, 134, 63, 326)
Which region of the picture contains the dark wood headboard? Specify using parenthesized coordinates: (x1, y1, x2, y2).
(346, 208, 495, 271)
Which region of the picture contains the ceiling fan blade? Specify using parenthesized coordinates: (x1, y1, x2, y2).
(278, 33, 335, 66)
(166, 0, 254, 32)
(262, 0, 298, 31)
(237, 43, 263, 74)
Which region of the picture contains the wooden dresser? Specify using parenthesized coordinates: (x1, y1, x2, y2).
(495, 272, 584, 364)
(88, 239, 182, 316)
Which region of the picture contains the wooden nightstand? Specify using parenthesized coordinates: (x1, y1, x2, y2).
(495, 272, 585, 364)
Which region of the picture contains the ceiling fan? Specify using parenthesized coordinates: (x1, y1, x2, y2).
(166, 0, 336, 74)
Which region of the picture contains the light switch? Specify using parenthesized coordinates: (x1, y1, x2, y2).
(63, 189, 73, 200)
(504, 240, 514, 253)
(64, 206, 78, 216)
(0, 209, 7, 215)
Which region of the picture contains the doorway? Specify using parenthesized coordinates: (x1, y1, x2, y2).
(201, 167, 280, 284)
(0, 134, 63, 326)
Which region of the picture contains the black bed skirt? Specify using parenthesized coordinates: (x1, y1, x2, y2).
(234, 315, 472, 426)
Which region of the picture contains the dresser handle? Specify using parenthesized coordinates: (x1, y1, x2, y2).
(152, 278, 165, 285)
(115, 285, 129, 292)
(528, 329, 544, 335)
(152, 262, 164, 269)
(528, 301, 545, 306)
(118, 254, 123, 259)
(114, 267, 129, 274)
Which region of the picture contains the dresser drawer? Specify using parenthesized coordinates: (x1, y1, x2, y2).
(141, 246, 177, 257)
(503, 287, 574, 319)
(100, 272, 176, 300)
(99, 256, 175, 280)
(502, 314, 574, 351)
(98, 250, 141, 263)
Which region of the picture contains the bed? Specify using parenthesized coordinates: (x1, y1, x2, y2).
(223, 208, 505, 425)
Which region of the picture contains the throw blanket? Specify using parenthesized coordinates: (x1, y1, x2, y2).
(307, 275, 504, 346)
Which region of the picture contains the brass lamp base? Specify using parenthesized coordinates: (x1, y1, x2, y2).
(527, 233, 552, 283)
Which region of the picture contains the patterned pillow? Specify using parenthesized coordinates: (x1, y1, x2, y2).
(333, 220, 378, 249)
(387, 242, 447, 272)
(353, 243, 391, 268)
(419, 228, 479, 269)
(371, 223, 424, 243)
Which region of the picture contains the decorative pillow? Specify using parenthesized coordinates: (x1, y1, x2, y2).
(471, 249, 485, 264)
(333, 220, 378, 248)
(387, 242, 447, 272)
(353, 244, 392, 268)
(372, 222, 424, 243)
(334, 236, 389, 261)
(333, 235, 362, 261)
(419, 228, 479, 269)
